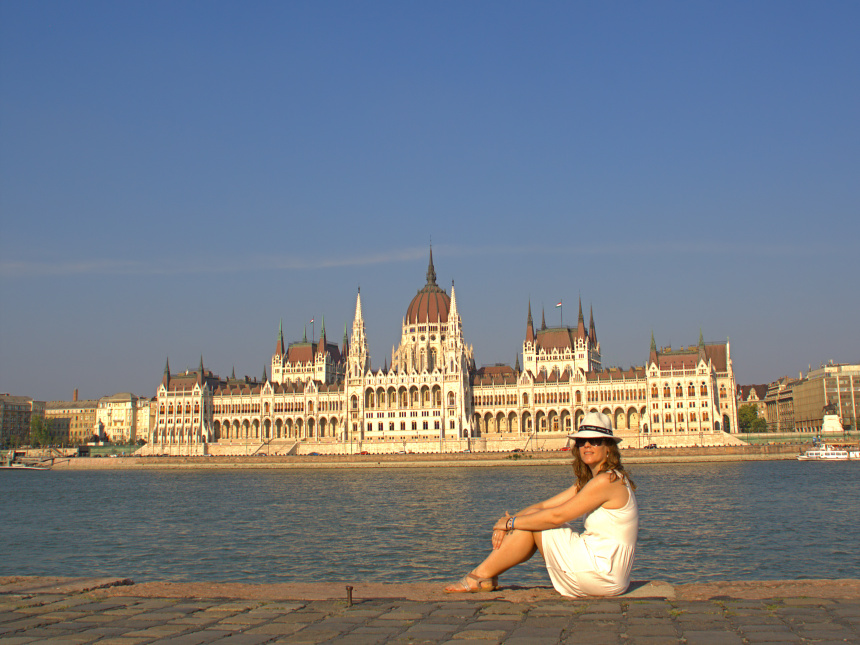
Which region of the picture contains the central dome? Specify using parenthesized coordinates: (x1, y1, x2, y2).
(406, 249, 450, 324)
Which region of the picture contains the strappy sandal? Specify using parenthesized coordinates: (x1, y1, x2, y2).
(443, 572, 499, 594)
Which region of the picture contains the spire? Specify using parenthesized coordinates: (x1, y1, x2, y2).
(650, 331, 656, 352)
(318, 316, 327, 358)
(426, 246, 437, 286)
(589, 305, 597, 345)
(541, 306, 547, 330)
(262, 365, 268, 382)
(515, 354, 521, 372)
(343, 322, 349, 353)
(354, 288, 363, 321)
(526, 300, 535, 343)
(303, 325, 307, 342)
(449, 280, 458, 319)
(231, 366, 236, 380)
(576, 296, 586, 339)
(698, 328, 705, 348)
(276, 319, 284, 355)
(162, 357, 170, 388)
(197, 355, 204, 385)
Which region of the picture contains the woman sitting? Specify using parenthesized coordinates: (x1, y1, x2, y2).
(445, 411, 638, 597)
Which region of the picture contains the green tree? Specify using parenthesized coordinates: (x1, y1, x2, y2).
(751, 416, 768, 433)
(29, 415, 53, 447)
(737, 404, 762, 433)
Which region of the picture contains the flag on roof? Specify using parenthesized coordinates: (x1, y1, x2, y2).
(309, 317, 314, 323)
(555, 301, 562, 308)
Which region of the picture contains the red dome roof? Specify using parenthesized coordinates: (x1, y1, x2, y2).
(405, 249, 450, 324)
(406, 284, 450, 324)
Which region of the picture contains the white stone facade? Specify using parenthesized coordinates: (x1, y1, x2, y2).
(96, 393, 139, 442)
(142, 252, 741, 455)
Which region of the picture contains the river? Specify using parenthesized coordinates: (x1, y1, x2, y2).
(1, 460, 857, 586)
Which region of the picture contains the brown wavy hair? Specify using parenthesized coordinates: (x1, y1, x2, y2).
(572, 441, 636, 492)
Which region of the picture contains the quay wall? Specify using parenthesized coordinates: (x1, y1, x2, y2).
(50, 443, 806, 470)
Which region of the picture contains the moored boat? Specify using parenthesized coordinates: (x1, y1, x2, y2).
(0, 463, 51, 470)
(2, 451, 52, 470)
(797, 443, 857, 461)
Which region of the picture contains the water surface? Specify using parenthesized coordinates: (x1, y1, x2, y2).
(1, 460, 857, 585)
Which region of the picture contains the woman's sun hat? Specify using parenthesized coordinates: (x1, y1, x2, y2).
(569, 411, 622, 443)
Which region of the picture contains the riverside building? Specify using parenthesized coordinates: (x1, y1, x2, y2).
(792, 363, 859, 433)
(45, 393, 98, 445)
(143, 252, 741, 456)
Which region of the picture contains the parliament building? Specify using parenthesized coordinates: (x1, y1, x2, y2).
(143, 251, 740, 455)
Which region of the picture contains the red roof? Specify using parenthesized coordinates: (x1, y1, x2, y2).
(406, 284, 450, 324)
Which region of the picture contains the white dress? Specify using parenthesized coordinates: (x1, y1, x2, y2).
(540, 473, 638, 597)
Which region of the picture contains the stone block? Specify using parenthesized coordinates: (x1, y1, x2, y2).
(625, 623, 678, 637)
(680, 630, 743, 645)
(451, 627, 508, 640)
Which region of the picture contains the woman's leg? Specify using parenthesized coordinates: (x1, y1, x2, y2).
(472, 529, 545, 579)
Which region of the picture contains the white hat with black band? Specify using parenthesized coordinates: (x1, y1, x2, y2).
(568, 411, 622, 443)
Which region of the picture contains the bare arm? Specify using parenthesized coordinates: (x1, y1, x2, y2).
(493, 473, 627, 533)
(514, 483, 580, 517)
(490, 482, 581, 549)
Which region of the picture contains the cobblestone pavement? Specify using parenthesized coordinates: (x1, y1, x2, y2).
(1, 587, 859, 645)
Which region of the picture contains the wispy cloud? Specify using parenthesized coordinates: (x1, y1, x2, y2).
(0, 248, 430, 277)
(0, 241, 820, 278)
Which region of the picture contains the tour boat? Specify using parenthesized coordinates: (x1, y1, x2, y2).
(796, 444, 854, 461)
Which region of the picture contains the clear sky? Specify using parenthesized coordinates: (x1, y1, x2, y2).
(1, 1, 858, 402)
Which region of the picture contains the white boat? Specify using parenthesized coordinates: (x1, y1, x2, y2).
(797, 443, 855, 461)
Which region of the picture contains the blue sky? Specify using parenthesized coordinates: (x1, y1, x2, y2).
(1, 1, 858, 402)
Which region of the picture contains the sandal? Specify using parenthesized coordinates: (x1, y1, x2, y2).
(443, 572, 499, 593)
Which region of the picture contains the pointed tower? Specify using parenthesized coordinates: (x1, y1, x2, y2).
(276, 319, 285, 356)
(272, 319, 286, 385)
(231, 366, 236, 380)
(262, 365, 268, 383)
(515, 354, 521, 373)
(576, 297, 587, 339)
(589, 305, 597, 345)
(348, 288, 369, 377)
(345, 288, 371, 443)
(649, 331, 658, 366)
(541, 307, 547, 331)
(197, 355, 205, 386)
(162, 357, 170, 389)
(303, 326, 307, 342)
(526, 300, 535, 344)
(426, 245, 437, 285)
(445, 280, 466, 374)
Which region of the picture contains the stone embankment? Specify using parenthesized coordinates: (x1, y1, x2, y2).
(1, 576, 858, 644)
(50, 443, 806, 470)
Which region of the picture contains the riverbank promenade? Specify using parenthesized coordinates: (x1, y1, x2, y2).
(2, 577, 858, 644)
